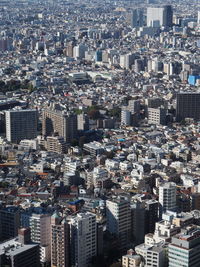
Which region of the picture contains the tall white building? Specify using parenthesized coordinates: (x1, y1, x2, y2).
(147, 6, 173, 27)
(68, 212, 97, 267)
(121, 109, 131, 126)
(5, 109, 38, 143)
(159, 182, 177, 214)
(148, 107, 166, 125)
(198, 11, 200, 24)
(120, 53, 135, 69)
(106, 197, 131, 251)
(29, 214, 51, 265)
(73, 44, 88, 59)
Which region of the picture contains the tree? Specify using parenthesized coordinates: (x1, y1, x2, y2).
(108, 107, 121, 118)
(71, 139, 78, 147)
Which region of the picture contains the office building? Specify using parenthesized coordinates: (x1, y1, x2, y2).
(42, 109, 77, 143)
(127, 9, 144, 28)
(131, 200, 159, 246)
(95, 50, 103, 62)
(51, 212, 70, 267)
(29, 214, 51, 265)
(146, 200, 159, 234)
(0, 228, 40, 267)
(106, 197, 131, 251)
(148, 107, 167, 125)
(121, 109, 131, 126)
(159, 182, 177, 214)
(64, 41, 74, 57)
(168, 227, 200, 267)
(163, 5, 173, 27)
(120, 53, 135, 69)
(73, 44, 88, 59)
(68, 212, 97, 267)
(176, 93, 200, 121)
(147, 6, 173, 27)
(5, 109, 38, 143)
(0, 206, 20, 242)
(131, 201, 147, 246)
(128, 100, 140, 114)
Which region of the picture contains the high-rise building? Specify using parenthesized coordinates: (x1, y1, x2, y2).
(106, 197, 131, 251)
(127, 9, 144, 28)
(168, 227, 200, 267)
(128, 100, 141, 114)
(73, 44, 88, 59)
(147, 6, 173, 27)
(121, 109, 131, 126)
(146, 200, 159, 234)
(120, 53, 135, 69)
(198, 11, 200, 25)
(64, 41, 74, 57)
(159, 182, 177, 215)
(68, 212, 97, 267)
(131, 200, 159, 246)
(51, 212, 70, 267)
(163, 5, 173, 27)
(0, 206, 20, 242)
(42, 109, 77, 143)
(5, 109, 38, 143)
(176, 93, 200, 122)
(29, 214, 51, 265)
(0, 228, 40, 267)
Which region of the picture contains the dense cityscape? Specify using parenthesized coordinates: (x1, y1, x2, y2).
(0, 0, 200, 266)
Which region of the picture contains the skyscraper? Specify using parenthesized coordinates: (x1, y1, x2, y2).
(176, 93, 200, 122)
(106, 197, 131, 251)
(127, 9, 144, 28)
(147, 6, 173, 27)
(163, 5, 173, 27)
(73, 44, 88, 59)
(5, 109, 38, 143)
(42, 109, 77, 143)
(68, 212, 97, 267)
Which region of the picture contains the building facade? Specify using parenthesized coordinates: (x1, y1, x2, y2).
(5, 109, 38, 143)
